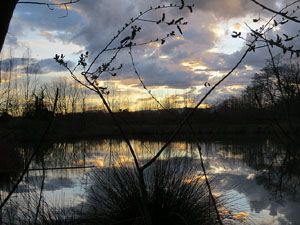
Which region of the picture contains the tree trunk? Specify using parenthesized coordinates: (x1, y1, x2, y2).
(0, 0, 18, 53)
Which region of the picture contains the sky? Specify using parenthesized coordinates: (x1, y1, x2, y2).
(2, 0, 300, 111)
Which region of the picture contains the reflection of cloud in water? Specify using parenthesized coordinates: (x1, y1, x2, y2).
(247, 173, 255, 179)
(14, 184, 35, 193)
(214, 172, 300, 225)
(78, 139, 300, 224)
(78, 156, 105, 167)
(217, 150, 244, 159)
(114, 155, 134, 166)
(232, 212, 250, 222)
(10, 139, 299, 225)
(80, 155, 135, 167)
(184, 175, 209, 183)
(199, 144, 300, 224)
(44, 177, 76, 191)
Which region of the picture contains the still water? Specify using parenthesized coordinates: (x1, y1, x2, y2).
(1, 138, 300, 224)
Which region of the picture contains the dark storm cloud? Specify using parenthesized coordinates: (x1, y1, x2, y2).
(212, 47, 268, 71)
(0, 57, 74, 75)
(92, 48, 202, 89)
(193, 72, 210, 82)
(0, 57, 26, 70)
(128, 59, 196, 89)
(156, 25, 218, 64)
(160, 39, 185, 55)
(68, 0, 139, 53)
(14, 2, 83, 32)
(35, 58, 75, 74)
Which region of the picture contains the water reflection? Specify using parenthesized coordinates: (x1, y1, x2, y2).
(1, 138, 299, 224)
(0, 142, 24, 190)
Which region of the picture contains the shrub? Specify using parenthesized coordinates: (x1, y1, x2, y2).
(83, 157, 225, 225)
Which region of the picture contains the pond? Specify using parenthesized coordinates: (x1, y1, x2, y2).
(1, 138, 300, 224)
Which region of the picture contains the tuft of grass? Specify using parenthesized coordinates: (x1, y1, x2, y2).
(83, 157, 228, 225)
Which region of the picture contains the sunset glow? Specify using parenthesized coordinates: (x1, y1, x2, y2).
(1, 0, 298, 112)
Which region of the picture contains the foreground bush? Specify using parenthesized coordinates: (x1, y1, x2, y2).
(83, 157, 227, 225)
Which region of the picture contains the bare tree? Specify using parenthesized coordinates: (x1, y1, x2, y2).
(2, 50, 15, 114)
(69, 80, 80, 113)
(79, 87, 89, 113)
(21, 48, 39, 113)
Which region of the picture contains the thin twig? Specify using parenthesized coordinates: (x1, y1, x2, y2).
(197, 144, 223, 225)
(251, 0, 300, 23)
(58, 3, 68, 18)
(185, 122, 223, 225)
(28, 165, 97, 171)
(129, 47, 176, 116)
(18, 0, 80, 6)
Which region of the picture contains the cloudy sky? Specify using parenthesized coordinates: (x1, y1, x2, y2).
(2, 0, 300, 110)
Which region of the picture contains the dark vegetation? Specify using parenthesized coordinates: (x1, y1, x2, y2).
(82, 157, 227, 225)
(0, 104, 295, 143)
(217, 55, 300, 141)
(0, 139, 24, 190)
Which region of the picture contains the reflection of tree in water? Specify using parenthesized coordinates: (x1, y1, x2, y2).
(219, 138, 300, 198)
(255, 145, 300, 199)
(33, 141, 93, 169)
(0, 141, 24, 190)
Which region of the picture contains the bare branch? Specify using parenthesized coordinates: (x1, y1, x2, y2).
(251, 0, 300, 23)
(58, 3, 69, 18)
(18, 0, 80, 6)
(129, 47, 175, 115)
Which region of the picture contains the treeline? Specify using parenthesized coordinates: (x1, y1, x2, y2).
(0, 73, 89, 119)
(0, 50, 93, 118)
(216, 55, 300, 136)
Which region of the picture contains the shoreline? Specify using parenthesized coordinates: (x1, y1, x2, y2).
(1, 115, 297, 145)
